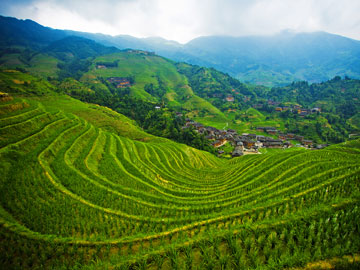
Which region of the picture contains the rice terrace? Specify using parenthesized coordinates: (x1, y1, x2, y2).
(1, 78, 360, 269)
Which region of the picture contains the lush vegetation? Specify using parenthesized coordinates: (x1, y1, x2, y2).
(168, 32, 360, 86)
(2, 15, 360, 87)
(1, 68, 360, 270)
(176, 62, 255, 103)
(176, 63, 360, 144)
(265, 77, 360, 118)
(2, 19, 359, 146)
(256, 77, 360, 142)
(71, 89, 216, 154)
(1, 17, 360, 269)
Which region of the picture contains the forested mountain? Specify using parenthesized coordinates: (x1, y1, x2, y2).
(1, 15, 360, 86)
(178, 31, 360, 86)
(1, 15, 360, 146)
(0, 15, 67, 48)
(0, 19, 230, 151)
(264, 76, 360, 118)
(176, 62, 360, 144)
(44, 36, 119, 60)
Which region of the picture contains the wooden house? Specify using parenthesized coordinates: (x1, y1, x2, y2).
(263, 140, 283, 148)
(283, 141, 292, 148)
(205, 134, 216, 140)
(226, 96, 235, 102)
(227, 129, 237, 134)
(243, 140, 255, 149)
(107, 77, 132, 88)
(295, 135, 304, 142)
(212, 139, 227, 148)
(220, 130, 227, 136)
(303, 140, 313, 146)
(247, 134, 257, 140)
(267, 129, 278, 135)
(257, 136, 267, 142)
(286, 133, 295, 139)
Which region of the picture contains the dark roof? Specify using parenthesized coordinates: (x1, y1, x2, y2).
(268, 139, 283, 143)
(264, 141, 283, 146)
(232, 148, 243, 157)
(206, 126, 218, 131)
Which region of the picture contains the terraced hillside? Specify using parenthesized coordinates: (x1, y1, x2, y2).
(81, 51, 227, 119)
(1, 92, 360, 270)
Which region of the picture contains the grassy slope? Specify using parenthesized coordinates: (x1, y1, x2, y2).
(1, 50, 346, 146)
(220, 107, 285, 134)
(0, 48, 60, 78)
(0, 69, 151, 140)
(0, 51, 284, 134)
(1, 50, 230, 131)
(26, 53, 60, 78)
(84, 51, 226, 115)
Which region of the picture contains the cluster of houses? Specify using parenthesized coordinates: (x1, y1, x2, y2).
(96, 64, 108, 69)
(224, 94, 251, 103)
(183, 119, 323, 158)
(107, 77, 132, 88)
(125, 49, 156, 56)
(275, 106, 321, 116)
(226, 96, 235, 102)
(256, 126, 314, 146)
(252, 101, 321, 117)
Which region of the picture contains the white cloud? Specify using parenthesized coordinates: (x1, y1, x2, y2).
(1, 0, 360, 43)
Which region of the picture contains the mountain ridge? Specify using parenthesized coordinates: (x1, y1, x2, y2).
(1, 15, 360, 86)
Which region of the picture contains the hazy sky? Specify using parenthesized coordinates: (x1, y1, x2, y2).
(1, 0, 360, 43)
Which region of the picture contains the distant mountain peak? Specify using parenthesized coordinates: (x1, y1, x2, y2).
(1, 15, 360, 86)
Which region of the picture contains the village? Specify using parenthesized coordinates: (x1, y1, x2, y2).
(252, 100, 321, 117)
(223, 93, 321, 117)
(183, 119, 327, 158)
(106, 77, 132, 88)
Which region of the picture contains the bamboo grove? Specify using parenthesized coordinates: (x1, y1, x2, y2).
(0, 96, 360, 269)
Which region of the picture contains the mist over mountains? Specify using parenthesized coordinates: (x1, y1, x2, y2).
(1, 15, 360, 86)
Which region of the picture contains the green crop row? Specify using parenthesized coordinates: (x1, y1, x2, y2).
(1, 97, 359, 269)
